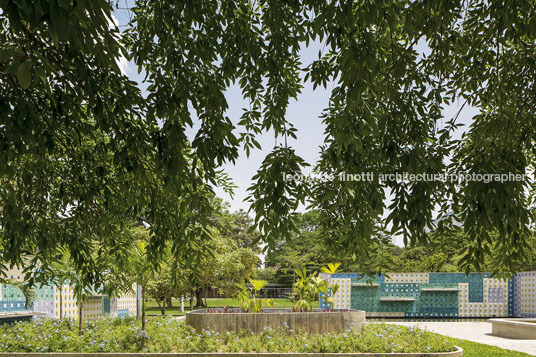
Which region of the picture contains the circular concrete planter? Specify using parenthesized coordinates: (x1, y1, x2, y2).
(186, 309, 365, 334)
(0, 346, 464, 356)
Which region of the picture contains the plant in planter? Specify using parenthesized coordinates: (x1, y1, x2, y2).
(235, 278, 274, 312)
(292, 267, 327, 312)
(292, 263, 342, 312)
(321, 262, 341, 310)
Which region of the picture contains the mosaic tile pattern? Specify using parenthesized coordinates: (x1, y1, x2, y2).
(385, 273, 429, 284)
(321, 272, 536, 318)
(331, 278, 351, 310)
(515, 271, 536, 318)
(508, 278, 515, 317)
(488, 287, 504, 303)
(33, 284, 54, 316)
(0, 268, 139, 320)
(112, 287, 138, 317)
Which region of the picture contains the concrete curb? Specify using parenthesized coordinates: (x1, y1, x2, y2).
(0, 346, 464, 356)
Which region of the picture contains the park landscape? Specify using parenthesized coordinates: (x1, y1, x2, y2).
(1, 0, 536, 356)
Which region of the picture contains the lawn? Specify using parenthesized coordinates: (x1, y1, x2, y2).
(145, 297, 318, 316)
(450, 339, 532, 357)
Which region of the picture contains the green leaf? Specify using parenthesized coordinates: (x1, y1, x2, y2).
(330, 283, 339, 297)
(0, 49, 15, 62)
(320, 262, 341, 275)
(248, 278, 267, 292)
(16, 60, 32, 89)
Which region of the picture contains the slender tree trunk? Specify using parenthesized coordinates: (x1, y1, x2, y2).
(136, 285, 140, 320)
(78, 298, 83, 335)
(189, 290, 194, 311)
(166, 296, 173, 308)
(163, 298, 166, 316)
(156, 298, 165, 316)
(56, 283, 63, 320)
(141, 286, 146, 330)
(195, 288, 205, 307)
(60, 286, 63, 320)
(204, 286, 208, 306)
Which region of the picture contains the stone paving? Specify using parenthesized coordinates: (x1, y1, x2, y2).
(377, 321, 536, 356)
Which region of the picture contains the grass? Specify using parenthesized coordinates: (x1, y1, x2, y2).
(449, 339, 532, 357)
(145, 298, 318, 316)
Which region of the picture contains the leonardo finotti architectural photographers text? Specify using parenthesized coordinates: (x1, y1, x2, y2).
(283, 171, 527, 184)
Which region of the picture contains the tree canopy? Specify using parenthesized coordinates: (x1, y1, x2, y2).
(130, 200, 260, 310)
(1, 0, 535, 279)
(265, 211, 536, 284)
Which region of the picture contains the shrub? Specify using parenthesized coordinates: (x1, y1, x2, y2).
(0, 317, 457, 353)
(235, 279, 274, 313)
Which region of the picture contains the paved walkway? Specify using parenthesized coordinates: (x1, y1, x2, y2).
(374, 321, 536, 356)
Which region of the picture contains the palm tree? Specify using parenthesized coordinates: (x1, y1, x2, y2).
(127, 239, 154, 330)
(68, 269, 93, 335)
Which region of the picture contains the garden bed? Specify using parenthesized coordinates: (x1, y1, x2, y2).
(0, 317, 461, 355)
(186, 309, 365, 334)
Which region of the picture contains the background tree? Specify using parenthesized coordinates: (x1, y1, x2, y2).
(125, 228, 154, 331)
(254, 267, 278, 283)
(265, 211, 391, 283)
(145, 249, 189, 315)
(265, 211, 536, 277)
(220, 209, 262, 251)
(67, 268, 94, 335)
(208, 232, 259, 297)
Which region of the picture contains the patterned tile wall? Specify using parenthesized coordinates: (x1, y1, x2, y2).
(0, 268, 139, 320)
(322, 271, 536, 318)
(331, 278, 351, 310)
(515, 271, 536, 318)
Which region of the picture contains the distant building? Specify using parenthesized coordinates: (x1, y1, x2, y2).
(0, 267, 140, 321)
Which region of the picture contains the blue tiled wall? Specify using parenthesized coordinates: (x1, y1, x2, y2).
(320, 272, 535, 318)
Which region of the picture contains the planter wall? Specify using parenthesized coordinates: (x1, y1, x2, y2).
(490, 318, 536, 339)
(0, 346, 464, 356)
(186, 309, 365, 334)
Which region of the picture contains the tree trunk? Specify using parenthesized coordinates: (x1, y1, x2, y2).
(156, 298, 165, 316)
(78, 298, 83, 335)
(204, 286, 208, 306)
(166, 296, 173, 308)
(194, 287, 205, 307)
(136, 284, 140, 320)
(57, 283, 63, 320)
(141, 286, 146, 330)
(189, 290, 194, 311)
